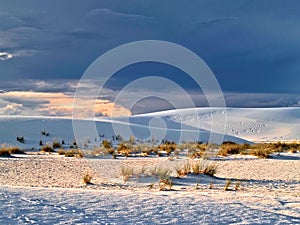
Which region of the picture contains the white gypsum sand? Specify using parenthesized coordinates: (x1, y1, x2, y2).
(0, 107, 300, 224)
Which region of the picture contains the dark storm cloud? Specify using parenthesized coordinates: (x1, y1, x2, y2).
(0, 0, 299, 109)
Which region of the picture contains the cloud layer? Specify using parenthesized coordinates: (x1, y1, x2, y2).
(0, 90, 131, 117)
(0, 0, 299, 115)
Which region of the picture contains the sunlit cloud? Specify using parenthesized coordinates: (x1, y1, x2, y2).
(0, 91, 131, 117)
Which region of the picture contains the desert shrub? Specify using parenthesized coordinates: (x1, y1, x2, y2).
(41, 131, 49, 136)
(187, 149, 204, 158)
(219, 144, 241, 156)
(0, 148, 10, 157)
(117, 143, 131, 157)
(102, 139, 112, 149)
(108, 148, 115, 155)
(270, 142, 300, 153)
(64, 149, 84, 158)
(83, 174, 92, 185)
(0, 146, 23, 157)
(52, 141, 62, 149)
(250, 148, 271, 158)
(136, 144, 153, 156)
(219, 142, 250, 156)
(16, 136, 25, 143)
(0, 146, 24, 156)
(41, 145, 54, 153)
(8, 146, 24, 154)
(158, 141, 177, 156)
(289, 148, 297, 153)
(116, 134, 123, 142)
(91, 147, 115, 157)
(57, 149, 65, 155)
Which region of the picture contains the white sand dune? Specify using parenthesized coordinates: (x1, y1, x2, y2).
(1, 107, 300, 224)
(2, 107, 300, 149)
(167, 107, 300, 142)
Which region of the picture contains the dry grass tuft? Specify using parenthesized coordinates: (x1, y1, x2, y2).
(202, 162, 218, 177)
(235, 181, 241, 191)
(224, 179, 232, 191)
(121, 165, 134, 181)
(249, 148, 271, 158)
(41, 145, 54, 153)
(52, 141, 62, 149)
(64, 149, 84, 158)
(0, 146, 25, 157)
(83, 174, 92, 185)
(156, 168, 172, 190)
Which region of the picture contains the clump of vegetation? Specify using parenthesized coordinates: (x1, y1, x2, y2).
(117, 143, 132, 157)
(63, 149, 84, 158)
(129, 135, 135, 144)
(41, 131, 49, 136)
(70, 140, 78, 149)
(52, 141, 62, 149)
(209, 180, 213, 189)
(191, 160, 202, 175)
(175, 160, 218, 177)
(224, 179, 232, 191)
(0, 146, 24, 157)
(183, 142, 206, 158)
(202, 162, 218, 177)
(289, 148, 298, 153)
(218, 142, 250, 156)
(156, 168, 172, 191)
(102, 139, 112, 149)
(40, 145, 54, 153)
(121, 165, 134, 181)
(182, 160, 192, 175)
(235, 180, 241, 191)
(115, 134, 123, 142)
(250, 147, 271, 158)
(158, 140, 177, 156)
(83, 174, 92, 185)
(8, 146, 24, 154)
(0, 148, 10, 157)
(16, 136, 25, 143)
(57, 149, 65, 155)
(216, 141, 300, 158)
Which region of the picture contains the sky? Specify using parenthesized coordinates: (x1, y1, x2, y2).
(0, 0, 300, 116)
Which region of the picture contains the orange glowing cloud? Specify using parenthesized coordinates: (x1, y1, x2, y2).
(0, 91, 131, 117)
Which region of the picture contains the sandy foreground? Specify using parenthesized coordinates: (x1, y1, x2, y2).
(0, 153, 300, 224)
